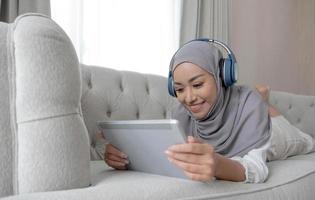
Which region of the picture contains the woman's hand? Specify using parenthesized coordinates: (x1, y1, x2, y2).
(96, 130, 129, 170)
(165, 136, 217, 181)
(104, 144, 129, 170)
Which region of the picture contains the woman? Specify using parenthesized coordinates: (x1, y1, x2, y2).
(100, 40, 314, 183)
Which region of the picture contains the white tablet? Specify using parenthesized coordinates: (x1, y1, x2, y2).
(97, 119, 187, 179)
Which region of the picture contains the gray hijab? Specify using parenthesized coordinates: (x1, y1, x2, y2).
(171, 41, 271, 157)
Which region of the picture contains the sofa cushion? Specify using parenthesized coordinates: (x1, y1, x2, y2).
(3, 154, 315, 200)
(0, 22, 13, 197)
(8, 13, 90, 194)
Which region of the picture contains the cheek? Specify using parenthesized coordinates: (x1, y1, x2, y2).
(203, 89, 217, 105)
(176, 94, 185, 104)
(207, 94, 217, 105)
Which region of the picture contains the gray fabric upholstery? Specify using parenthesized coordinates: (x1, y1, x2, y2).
(2, 158, 315, 200)
(269, 90, 315, 138)
(2, 63, 315, 199)
(1, 13, 315, 200)
(80, 64, 178, 160)
(0, 22, 13, 198)
(7, 13, 90, 194)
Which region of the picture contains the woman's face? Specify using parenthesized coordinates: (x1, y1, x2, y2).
(173, 62, 217, 120)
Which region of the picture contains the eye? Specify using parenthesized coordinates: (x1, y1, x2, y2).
(175, 88, 183, 93)
(193, 82, 203, 88)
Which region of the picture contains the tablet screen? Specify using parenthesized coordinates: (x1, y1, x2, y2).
(98, 119, 187, 179)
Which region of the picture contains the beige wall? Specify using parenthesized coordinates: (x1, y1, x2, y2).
(230, 0, 315, 95)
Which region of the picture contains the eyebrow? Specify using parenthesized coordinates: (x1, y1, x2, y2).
(174, 74, 205, 85)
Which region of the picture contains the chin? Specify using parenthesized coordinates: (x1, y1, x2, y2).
(192, 112, 208, 120)
(192, 107, 212, 120)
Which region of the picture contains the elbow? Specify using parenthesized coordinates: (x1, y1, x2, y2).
(251, 164, 269, 183)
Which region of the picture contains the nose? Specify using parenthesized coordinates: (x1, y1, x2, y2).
(184, 87, 197, 104)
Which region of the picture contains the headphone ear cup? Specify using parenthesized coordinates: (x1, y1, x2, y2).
(168, 71, 176, 97)
(231, 62, 238, 84)
(220, 58, 234, 87)
(225, 58, 232, 87)
(219, 59, 227, 87)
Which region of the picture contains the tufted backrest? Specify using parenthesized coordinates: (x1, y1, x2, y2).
(269, 91, 315, 138)
(80, 64, 178, 160)
(81, 64, 315, 160)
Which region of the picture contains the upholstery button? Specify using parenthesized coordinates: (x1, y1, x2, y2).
(288, 104, 292, 109)
(310, 102, 315, 107)
(87, 79, 92, 89)
(136, 111, 140, 119)
(297, 118, 301, 123)
(146, 86, 150, 95)
(106, 110, 111, 118)
(163, 110, 167, 119)
(119, 82, 123, 92)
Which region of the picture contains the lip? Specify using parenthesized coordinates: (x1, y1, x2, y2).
(188, 102, 204, 113)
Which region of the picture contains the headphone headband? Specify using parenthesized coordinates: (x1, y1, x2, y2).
(195, 38, 237, 64)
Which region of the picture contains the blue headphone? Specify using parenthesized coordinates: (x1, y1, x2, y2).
(168, 38, 238, 97)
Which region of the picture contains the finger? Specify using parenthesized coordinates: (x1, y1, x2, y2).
(106, 144, 128, 158)
(106, 152, 129, 164)
(168, 157, 214, 179)
(184, 171, 214, 182)
(187, 136, 194, 143)
(105, 158, 128, 169)
(187, 136, 200, 143)
(114, 165, 127, 170)
(165, 151, 211, 165)
(95, 130, 105, 139)
(168, 156, 212, 175)
(168, 143, 213, 154)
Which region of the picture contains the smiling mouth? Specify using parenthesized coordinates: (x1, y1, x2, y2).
(188, 102, 204, 113)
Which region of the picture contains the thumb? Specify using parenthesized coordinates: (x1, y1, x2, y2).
(187, 136, 201, 143)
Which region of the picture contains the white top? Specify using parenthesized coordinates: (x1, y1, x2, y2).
(231, 115, 314, 183)
(230, 139, 270, 183)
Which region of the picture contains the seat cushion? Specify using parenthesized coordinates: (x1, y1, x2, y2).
(3, 153, 315, 200)
(7, 13, 90, 194)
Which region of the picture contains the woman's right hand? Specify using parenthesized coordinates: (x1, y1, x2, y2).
(104, 143, 129, 170)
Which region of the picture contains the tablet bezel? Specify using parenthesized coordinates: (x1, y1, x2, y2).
(97, 119, 187, 179)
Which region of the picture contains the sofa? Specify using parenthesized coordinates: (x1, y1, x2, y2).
(1, 13, 315, 200)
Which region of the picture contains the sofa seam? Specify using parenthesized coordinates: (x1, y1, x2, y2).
(18, 112, 80, 125)
(12, 13, 50, 28)
(7, 22, 19, 195)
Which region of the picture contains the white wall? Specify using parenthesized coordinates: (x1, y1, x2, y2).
(230, 0, 315, 95)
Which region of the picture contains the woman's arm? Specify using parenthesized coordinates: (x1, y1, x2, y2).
(231, 138, 271, 183)
(214, 153, 245, 181)
(165, 136, 246, 182)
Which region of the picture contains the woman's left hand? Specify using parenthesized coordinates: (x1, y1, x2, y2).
(165, 136, 217, 181)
